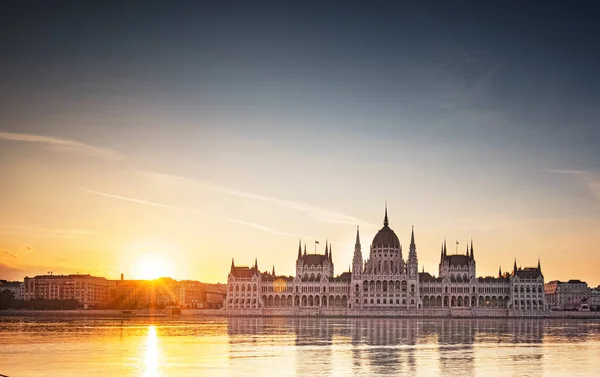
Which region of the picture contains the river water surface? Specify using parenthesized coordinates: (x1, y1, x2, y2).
(0, 316, 599, 376)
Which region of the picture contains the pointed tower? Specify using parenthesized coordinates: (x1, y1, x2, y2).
(537, 258, 541, 272)
(470, 238, 474, 260)
(466, 244, 469, 258)
(352, 226, 363, 275)
(407, 226, 418, 276)
(230, 258, 235, 274)
(498, 266, 502, 278)
(303, 243, 307, 256)
(272, 265, 275, 276)
(297, 239, 302, 260)
(325, 239, 329, 259)
(329, 244, 333, 263)
(443, 239, 447, 257)
(513, 259, 518, 275)
(254, 258, 258, 270)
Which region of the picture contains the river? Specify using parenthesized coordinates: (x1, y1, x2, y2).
(0, 316, 599, 376)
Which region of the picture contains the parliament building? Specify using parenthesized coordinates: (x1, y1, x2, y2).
(225, 207, 546, 316)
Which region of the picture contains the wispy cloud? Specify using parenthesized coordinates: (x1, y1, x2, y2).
(140, 172, 378, 228)
(544, 169, 600, 203)
(223, 218, 313, 239)
(1, 245, 33, 259)
(0, 225, 95, 238)
(80, 187, 337, 242)
(0, 131, 125, 160)
(80, 188, 201, 213)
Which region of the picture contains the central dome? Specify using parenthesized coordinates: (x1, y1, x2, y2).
(371, 206, 400, 248)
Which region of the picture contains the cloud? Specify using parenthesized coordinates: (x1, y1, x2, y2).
(140, 172, 378, 228)
(0, 225, 95, 238)
(0, 262, 24, 279)
(0, 131, 125, 160)
(80, 187, 345, 243)
(80, 188, 202, 213)
(0, 245, 32, 259)
(223, 218, 313, 239)
(543, 169, 600, 202)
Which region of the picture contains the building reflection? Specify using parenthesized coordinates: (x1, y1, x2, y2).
(226, 318, 548, 375)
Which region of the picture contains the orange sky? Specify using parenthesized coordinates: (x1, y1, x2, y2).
(1, 133, 599, 286)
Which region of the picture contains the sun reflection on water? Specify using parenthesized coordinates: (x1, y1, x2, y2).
(143, 325, 160, 377)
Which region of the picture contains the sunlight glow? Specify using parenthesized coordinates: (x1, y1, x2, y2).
(133, 253, 174, 280)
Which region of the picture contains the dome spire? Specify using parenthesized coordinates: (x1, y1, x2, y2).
(383, 201, 389, 227)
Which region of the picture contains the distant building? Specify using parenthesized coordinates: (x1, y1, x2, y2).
(179, 281, 226, 308)
(545, 280, 591, 310)
(0, 280, 23, 300)
(108, 277, 180, 308)
(225, 206, 547, 315)
(23, 274, 108, 308)
(589, 286, 600, 311)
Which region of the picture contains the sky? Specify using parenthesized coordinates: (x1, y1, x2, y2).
(1, 2, 599, 285)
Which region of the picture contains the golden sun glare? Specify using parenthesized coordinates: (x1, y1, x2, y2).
(133, 253, 174, 280)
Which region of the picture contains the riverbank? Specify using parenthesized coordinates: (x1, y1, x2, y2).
(1, 308, 600, 319)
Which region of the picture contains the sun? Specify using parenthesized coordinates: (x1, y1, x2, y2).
(133, 253, 174, 280)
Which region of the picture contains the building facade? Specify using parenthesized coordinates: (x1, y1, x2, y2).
(225, 207, 547, 315)
(23, 274, 109, 307)
(0, 280, 23, 300)
(545, 279, 591, 310)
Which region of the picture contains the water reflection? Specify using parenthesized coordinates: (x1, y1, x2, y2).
(142, 325, 160, 377)
(226, 318, 555, 376)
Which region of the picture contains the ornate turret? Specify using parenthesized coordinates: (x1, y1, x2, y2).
(470, 239, 474, 260)
(444, 239, 447, 257)
(352, 226, 363, 274)
(407, 226, 418, 275)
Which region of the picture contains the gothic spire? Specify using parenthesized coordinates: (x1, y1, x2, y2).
(440, 243, 444, 260)
(466, 244, 469, 258)
(537, 258, 541, 272)
(470, 238, 474, 259)
(353, 226, 363, 274)
(272, 265, 275, 276)
(498, 266, 502, 277)
(329, 244, 333, 262)
(384, 201, 389, 227)
(513, 259, 518, 274)
(303, 243, 307, 256)
(230, 258, 234, 273)
(254, 258, 258, 270)
(410, 225, 415, 248)
(297, 239, 302, 260)
(325, 239, 329, 254)
(443, 239, 447, 256)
